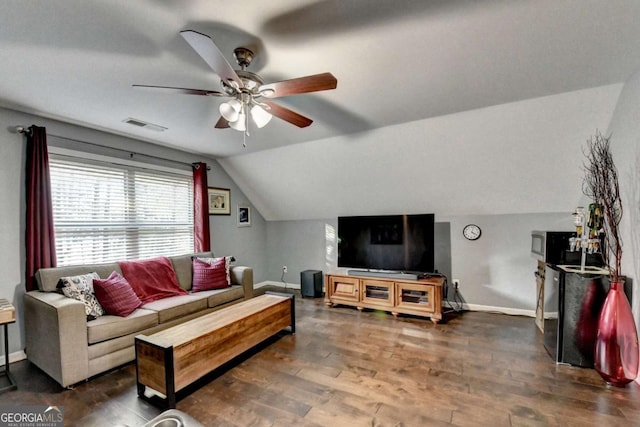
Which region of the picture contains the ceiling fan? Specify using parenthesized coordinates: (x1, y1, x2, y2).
(133, 30, 337, 136)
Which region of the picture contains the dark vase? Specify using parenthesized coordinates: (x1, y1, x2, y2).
(594, 280, 639, 387)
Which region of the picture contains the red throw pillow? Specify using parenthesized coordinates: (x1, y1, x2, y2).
(93, 271, 143, 317)
(192, 257, 230, 292)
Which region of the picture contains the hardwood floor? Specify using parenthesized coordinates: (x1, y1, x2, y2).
(3, 285, 640, 426)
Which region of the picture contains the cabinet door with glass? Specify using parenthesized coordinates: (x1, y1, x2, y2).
(360, 279, 394, 307)
(395, 282, 435, 313)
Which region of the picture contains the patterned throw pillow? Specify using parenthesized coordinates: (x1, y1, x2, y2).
(57, 272, 104, 320)
(93, 271, 143, 317)
(191, 257, 230, 292)
(197, 256, 232, 284)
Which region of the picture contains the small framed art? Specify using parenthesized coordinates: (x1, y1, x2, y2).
(237, 205, 251, 227)
(208, 187, 230, 215)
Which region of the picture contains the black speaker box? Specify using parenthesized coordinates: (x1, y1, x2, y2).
(301, 270, 323, 298)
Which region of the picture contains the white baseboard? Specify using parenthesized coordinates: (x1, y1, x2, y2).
(0, 350, 27, 366)
(462, 303, 535, 317)
(254, 280, 301, 290)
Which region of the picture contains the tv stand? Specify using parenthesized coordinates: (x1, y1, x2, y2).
(326, 272, 445, 323)
(347, 269, 420, 281)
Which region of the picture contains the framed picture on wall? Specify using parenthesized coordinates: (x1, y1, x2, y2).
(237, 205, 251, 227)
(208, 187, 230, 215)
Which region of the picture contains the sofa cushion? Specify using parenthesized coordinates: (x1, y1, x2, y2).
(88, 331, 137, 360)
(118, 257, 187, 304)
(141, 294, 208, 324)
(57, 272, 104, 320)
(93, 271, 143, 317)
(192, 257, 230, 292)
(87, 308, 158, 344)
(198, 285, 245, 308)
(36, 263, 121, 292)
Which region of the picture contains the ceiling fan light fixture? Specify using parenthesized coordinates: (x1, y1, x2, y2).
(219, 98, 241, 122)
(251, 104, 272, 128)
(229, 112, 247, 131)
(135, 31, 338, 140)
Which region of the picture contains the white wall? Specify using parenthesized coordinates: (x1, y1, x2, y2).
(606, 68, 640, 330)
(0, 106, 267, 357)
(0, 109, 26, 361)
(265, 220, 332, 285)
(441, 213, 572, 311)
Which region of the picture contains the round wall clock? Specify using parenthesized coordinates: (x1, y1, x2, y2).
(463, 224, 481, 241)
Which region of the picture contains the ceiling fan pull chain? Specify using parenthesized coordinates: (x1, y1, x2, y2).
(245, 108, 250, 138)
(242, 119, 248, 148)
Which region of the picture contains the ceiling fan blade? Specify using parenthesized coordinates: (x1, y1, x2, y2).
(132, 84, 227, 97)
(215, 116, 230, 129)
(180, 30, 244, 89)
(264, 101, 313, 128)
(259, 73, 337, 98)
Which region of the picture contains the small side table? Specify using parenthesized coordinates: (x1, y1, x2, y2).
(0, 298, 17, 393)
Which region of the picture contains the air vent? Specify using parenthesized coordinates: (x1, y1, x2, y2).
(123, 118, 167, 132)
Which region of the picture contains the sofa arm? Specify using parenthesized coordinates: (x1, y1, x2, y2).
(24, 291, 89, 388)
(230, 266, 253, 299)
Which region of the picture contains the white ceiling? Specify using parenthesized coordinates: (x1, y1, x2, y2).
(2, 0, 640, 159)
(2, 1, 640, 221)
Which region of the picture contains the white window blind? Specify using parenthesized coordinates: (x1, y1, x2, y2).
(49, 154, 194, 266)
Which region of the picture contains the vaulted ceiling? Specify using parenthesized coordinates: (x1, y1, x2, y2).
(2, 1, 639, 219)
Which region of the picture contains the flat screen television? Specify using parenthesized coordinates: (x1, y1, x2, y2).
(337, 214, 435, 273)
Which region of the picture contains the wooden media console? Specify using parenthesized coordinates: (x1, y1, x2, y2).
(135, 292, 294, 408)
(325, 273, 445, 323)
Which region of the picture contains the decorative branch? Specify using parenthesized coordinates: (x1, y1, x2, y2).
(582, 131, 623, 282)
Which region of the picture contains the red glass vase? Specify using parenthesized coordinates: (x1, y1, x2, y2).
(594, 280, 639, 387)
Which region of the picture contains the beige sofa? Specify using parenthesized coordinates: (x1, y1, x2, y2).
(23, 252, 253, 388)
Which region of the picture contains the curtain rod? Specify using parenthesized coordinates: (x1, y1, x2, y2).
(16, 126, 209, 170)
(16, 126, 31, 135)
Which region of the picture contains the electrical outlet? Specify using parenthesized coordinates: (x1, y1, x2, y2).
(282, 266, 287, 273)
(453, 279, 460, 289)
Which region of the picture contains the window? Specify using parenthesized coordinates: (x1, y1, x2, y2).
(49, 154, 194, 266)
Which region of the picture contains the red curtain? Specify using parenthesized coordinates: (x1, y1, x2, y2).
(192, 162, 211, 252)
(25, 125, 57, 291)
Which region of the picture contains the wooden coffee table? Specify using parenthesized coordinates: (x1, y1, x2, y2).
(135, 292, 295, 408)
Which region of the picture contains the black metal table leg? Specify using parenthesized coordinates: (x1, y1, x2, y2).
(0, 323, 17, 393)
